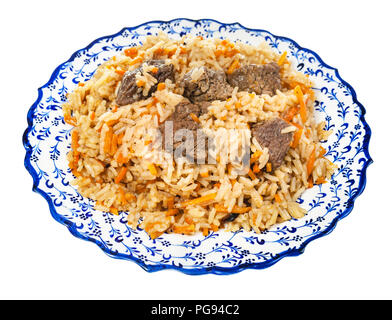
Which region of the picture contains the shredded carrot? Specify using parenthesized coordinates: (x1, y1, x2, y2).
(90, 111, 95, 121)
(78, 82, 85, 87)
(291, 127, 303, 148)
(319, 146, 326, 156)
(235, 101, 242, 109)
(103, 127, 113, 154)
(124, 47, 138, 58)
(185, 216, 193, 224)
(106, 119, 119, 127)
(115, 166, 127, 184)
(149, 231, 164, 240)
(189, 113, 200, 123)
(308, 176, 314, 189)
(200, 171, 209, 178)
(157, 82, 166, 91)
(167, 196, 175, 209)
(136, 80, 145, 87)
(283, 106, 299, 122)
(150, 67, 159, 74)
(64, 113, 77, 126)
(165, 208, 179, 217)
(253, 163, 261, 173)
(210, 224, 219, 232)
(227, 59, 239, 74)
(250, 150, 262, 163)
(118, 187, 126, 205)
(307, 145, 317, 177)
(266, 162, 272, 172)
(148, 163, 158, 176)
(202, 227, 209, 237)
(315, 177, 327, 185)
(116, 152, 127, 165)
(129, 56, 143, 67)
(214, 182, 221, 189)
(117, 132, 124, 145)
(115, 69, 126, 76)
(178, 192, 217, 208)
(274, 194, 282, 203)
(294, 85, 307, 123)
(180, 46, 187, 54)
(173, 224, 195, 235)
(248, 169, 257, 180)
(110, 133, 118, 156)
(109, 207, 119, 215)
(214, 204, 251, 214)
(278, 51, 287, 66)
(144, 139, 152, 146)
(164, 48, 177, 58)
(214, 49, 224, 58)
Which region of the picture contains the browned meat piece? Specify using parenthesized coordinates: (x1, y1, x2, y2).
(227, 62, 281, 96)
(159, 101, 210, 163)
(181, 67, 233, 102)
(116, 60, 174, 106)
(251, 118, 293, 170)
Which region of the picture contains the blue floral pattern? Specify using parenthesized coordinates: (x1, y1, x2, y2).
(23, 19, 372, 275)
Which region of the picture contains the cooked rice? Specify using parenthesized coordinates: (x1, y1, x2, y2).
(62, 32, 336, 239)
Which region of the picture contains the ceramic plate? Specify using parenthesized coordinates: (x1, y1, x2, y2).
(23, 18, 372, 274)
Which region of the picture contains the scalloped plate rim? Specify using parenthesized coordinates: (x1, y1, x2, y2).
(22, 18, 373, 275)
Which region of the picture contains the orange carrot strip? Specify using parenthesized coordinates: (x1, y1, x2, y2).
(157, 82, 166, 91)
(274, 194, 282, 203)
(200, 171, 209, 178)
(173, 224, 195, 235)
(214, 204, 251, 214)
(291, 128, 303, 148)
(178, 192, 217, 208)
(315, 177, 327, 185)
(167, 196, 175, 209)
(110, 133, 118, 156)
(136, 80, 145, 87)
(253, 163, 261, 173)
(112, 105, 118, 113)
(266, 162, 272, 173)
(294, 85, 307, 123)
(109, 207, 119, 215)
(90, 111, 95, 121)
(124, 47, 138, 58)
(308, 176, 314, 189)
(202, 227, 209, 237)
(283, 106, 299, 122)
(115, 69, 126, 76)
(115, 166, 127, 184)
(278, 51, 287, 66)
(250, 150, 262, 164)
(64, 114, 77, 126)
(103, 127, 113, 154)
(227, 59, 239, 75)
(129, 56, 143, 67)
(148, 163, 158, 176)
(248, 169, 257, 180)
(189, 113, 200, 123)
(125, 192, 136, 202)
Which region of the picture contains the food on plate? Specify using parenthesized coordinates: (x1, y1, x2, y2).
(62, 33, 336, 239)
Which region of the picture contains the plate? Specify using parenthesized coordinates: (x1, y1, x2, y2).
(23, 18, 372, 274)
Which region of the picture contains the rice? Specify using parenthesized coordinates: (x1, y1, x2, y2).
(62, 32, 336, 239)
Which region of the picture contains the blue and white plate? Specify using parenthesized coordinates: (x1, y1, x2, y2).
(23, 18, 372, 274)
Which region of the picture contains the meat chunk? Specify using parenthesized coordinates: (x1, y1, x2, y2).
(181, 67, 233, 102)
(116, 60, 174, 106)
(159, 101, 210, 163)
(227, 62, 281, 96)
(251, 118, 293, 170)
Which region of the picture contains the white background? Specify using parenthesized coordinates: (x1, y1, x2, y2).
(1, 0, 390, 300)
